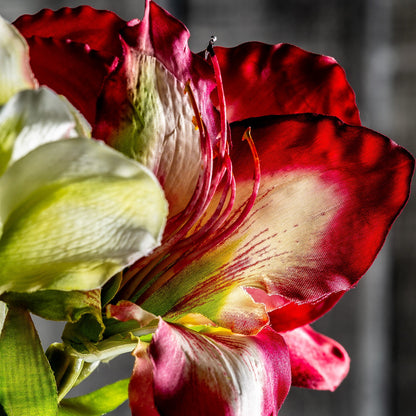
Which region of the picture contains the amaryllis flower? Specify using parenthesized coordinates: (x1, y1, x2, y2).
(13, 1, 414, 415)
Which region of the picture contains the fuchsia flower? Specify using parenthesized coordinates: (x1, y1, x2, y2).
(14, 1, 414, 415)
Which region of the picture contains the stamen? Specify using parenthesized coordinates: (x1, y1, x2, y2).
(135, 129, 261, 304)
(175, 128, 260, 263)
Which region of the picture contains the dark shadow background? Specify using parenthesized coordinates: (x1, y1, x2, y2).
(1, 1, 415, 415)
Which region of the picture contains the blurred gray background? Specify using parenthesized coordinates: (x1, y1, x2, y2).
(1, 1, 415, 415)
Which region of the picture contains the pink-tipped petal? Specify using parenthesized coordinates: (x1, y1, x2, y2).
(122, 1, 218, 131)
(213, 42, 360, 125)
(14, 6, 126, 56)
(129, 320, 291, 416)
(281, 325, 350, 391)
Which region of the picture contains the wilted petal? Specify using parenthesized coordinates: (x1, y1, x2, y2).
(141, 114, 413, 333)
(0, 15, 37, 105)
(280, 325, 350, 391)
(0, 87, 89, 173)
(213, 43, 360, 125)
(14, 6, 126, 56)
(130, 320, 291, 416)
(0, 138, 167, 294)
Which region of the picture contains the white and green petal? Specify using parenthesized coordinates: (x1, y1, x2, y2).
(0, 15, 37, 105)
(94, 47, 202, 217)
(0, 138, 168, 294)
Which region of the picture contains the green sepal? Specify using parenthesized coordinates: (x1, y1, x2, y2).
(62, 313, 105, 354)
(0, 306, 58, 415)
(0, 289, 102, 323)
(57, 378, 129, 416)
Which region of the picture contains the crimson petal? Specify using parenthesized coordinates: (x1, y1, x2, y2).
(212, 42, 360, 125)
(14, 6, 126, 56)
(281, 325, 350, 391)
(130, 320, 291, 416)
(24, 36, 117, 124)
(227, 115, 413, 302)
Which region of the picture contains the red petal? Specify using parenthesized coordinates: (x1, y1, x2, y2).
(213, 42, 360, 125)
(124, 1, 215, 98)
(141, 115, 413, 334)
(14, 6, 126, 56)
(25, 36, 116, 123)
(281, 325, 350, 391)
(228, 115, 413, 302)
(129, 320, 291, 416)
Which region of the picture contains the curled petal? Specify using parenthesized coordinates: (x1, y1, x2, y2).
(14, 6, 126, 56)
(246, 287, 345, 332)
(108, 300, 157, 327)
(129, 320, 291, 416)
(130, 346, 160, 416)
(141, 114, 413, 333)
(94, 46, 202, 217)
(280, 325, 350, 391)
(213, 42, 360, 125)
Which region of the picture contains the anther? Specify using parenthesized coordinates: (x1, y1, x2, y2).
(205, 35, 217, 59)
